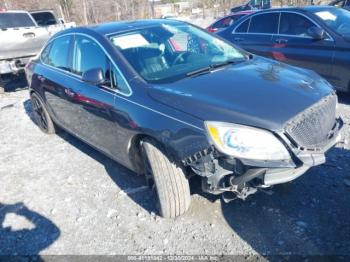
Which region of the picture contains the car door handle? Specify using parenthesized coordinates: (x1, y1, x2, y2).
(233, 37, 244, 42)
(275, 39, 288, 44)
(37, 75, 46, 82)
(23, 32, 36, 38)
(64, 88, 76, 98)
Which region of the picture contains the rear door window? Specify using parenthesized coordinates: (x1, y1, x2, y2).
(46, 35, 72, 71)
(248, 13, 279, 34)
(279, 13, 316, 37)
(235, 19, 250, 33)
(0, 12, 36, 28)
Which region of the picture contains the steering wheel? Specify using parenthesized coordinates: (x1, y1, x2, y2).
(172, 52, 187, 66)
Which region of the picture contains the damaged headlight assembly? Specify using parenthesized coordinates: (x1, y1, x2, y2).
(205, 121, 291, 161)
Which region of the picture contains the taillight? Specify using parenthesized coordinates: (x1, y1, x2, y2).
(0, 8, 6, 12)
(207, 27, 218, 33)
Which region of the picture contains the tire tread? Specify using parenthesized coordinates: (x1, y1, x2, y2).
(143, 139, 191, 218)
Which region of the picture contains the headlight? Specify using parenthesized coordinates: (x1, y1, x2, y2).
(205, 121, 291, 161)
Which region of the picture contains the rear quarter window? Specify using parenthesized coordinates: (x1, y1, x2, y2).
(213, 16, 235, 29)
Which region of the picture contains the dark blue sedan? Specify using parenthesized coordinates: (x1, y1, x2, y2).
(26, 19, 342, 218)
(218, 6, 350, 93)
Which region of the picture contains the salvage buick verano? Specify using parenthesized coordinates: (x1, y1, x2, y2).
(26, 19, 342, 218)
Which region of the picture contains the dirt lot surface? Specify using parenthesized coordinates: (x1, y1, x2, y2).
(1, 80, 350, 257)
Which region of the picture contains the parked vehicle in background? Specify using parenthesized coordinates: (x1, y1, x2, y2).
(207, 10, 255, 33)
(26, 19, 342, 218)
(329, 0, 350, 11)
(30, 10, 76, 35)
(218, 6, 350, 93)
(0, 10, 50, 92)
(0, 9, 75, 93)
(230, 0, 271, 13)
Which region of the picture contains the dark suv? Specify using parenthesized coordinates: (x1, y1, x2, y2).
(26, 19, 342, 218)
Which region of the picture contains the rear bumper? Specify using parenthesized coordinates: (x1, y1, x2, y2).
(0, 57, 33, 75)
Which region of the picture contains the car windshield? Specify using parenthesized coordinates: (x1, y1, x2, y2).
(109, 23, 246, 83)
(313, 8, 350, 36)
(0, 12, 36, 28)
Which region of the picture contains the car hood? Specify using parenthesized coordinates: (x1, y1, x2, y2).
(147, 56, 334, 131)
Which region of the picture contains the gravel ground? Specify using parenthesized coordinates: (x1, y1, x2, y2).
(0, 79, 350, 257)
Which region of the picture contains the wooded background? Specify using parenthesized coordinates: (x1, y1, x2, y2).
(0, 0, 321, 25)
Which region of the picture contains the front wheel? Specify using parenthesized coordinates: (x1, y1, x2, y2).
(141, 139, 191, 218)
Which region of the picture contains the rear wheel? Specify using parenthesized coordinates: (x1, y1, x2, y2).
(0, 78, 4, 94)
(141, 139, 191, 218)
(30, 93, 56, 134)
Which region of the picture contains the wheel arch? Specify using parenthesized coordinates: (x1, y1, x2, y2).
(127, 133, 182, 175)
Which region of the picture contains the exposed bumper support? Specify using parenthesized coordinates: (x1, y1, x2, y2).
(189, 117, 343, 197)
(263, 165, 310, 186)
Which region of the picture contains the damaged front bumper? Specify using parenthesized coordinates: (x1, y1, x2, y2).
(264, 117, 343, 186)
(186, 117, 343, 198)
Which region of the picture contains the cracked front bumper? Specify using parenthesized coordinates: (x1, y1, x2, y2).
(263, 117, 343, 186)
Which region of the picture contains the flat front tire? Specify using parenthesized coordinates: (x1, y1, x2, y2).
(142, 139, 191, 218)
(30, 93, 56, 134)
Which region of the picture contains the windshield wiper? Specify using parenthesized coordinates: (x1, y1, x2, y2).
(210, 59, 245, 69)
(185, 59, 246, 78)
(186, 66, 212, 77)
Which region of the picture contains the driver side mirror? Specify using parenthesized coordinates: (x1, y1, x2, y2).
(307, 26, 326, 40)
(82, 68, 105, 85)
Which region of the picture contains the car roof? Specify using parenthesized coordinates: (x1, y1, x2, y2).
(30, 9, 55, 14)
(91, 19, 183, 36)
(217, 10, 256, 20)
(0, 10, 30, 13)
(233, 10, 257, 15)
(56, 19, 186, 38)
(53, 19, 193, 40)
(249, 5, 338, 14)
(302, 5, 340, 12)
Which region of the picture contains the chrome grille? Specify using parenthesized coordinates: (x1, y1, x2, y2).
(285, 94, 337, 149)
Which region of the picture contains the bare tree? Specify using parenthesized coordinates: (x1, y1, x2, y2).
(57, 0, 73, 20)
